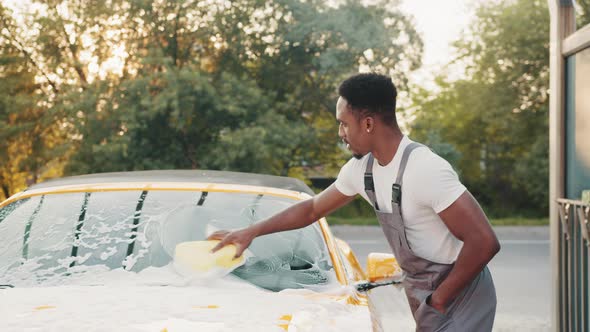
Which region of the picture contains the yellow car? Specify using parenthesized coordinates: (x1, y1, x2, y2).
(0, 170, 407, 331)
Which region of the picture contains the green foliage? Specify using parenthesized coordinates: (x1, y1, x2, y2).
(576, 0, 590, 28)
(409, 0, 550, 217)
(326, 216, 549, 227)
(513, 134, 549, 212)
(329, 195, 375, 219)
(0, 0, 423, 196)
(0, 4, 70, 200)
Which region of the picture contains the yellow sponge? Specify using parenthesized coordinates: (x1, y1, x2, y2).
(174, 240, 245, 275)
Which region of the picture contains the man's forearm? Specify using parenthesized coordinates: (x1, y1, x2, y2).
(209, 185, 352, 256)
(431, 239, 499, 309)
(250, 199, 319, 237)
(432, 191, 500, 310)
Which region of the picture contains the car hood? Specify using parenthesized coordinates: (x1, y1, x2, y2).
(0, 266, 371, 332)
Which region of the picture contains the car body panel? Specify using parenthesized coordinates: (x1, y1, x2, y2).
(1, 281, 373, 331)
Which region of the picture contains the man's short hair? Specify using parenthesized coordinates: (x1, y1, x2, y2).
(338, 73, 398, 127)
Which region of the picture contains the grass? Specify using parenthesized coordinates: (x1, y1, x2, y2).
(488, 217, 549, 226)
(324, 196, 549, 226)
(326, 216, 549, 226)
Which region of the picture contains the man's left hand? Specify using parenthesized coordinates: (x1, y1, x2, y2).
(427, 293, 447, 314)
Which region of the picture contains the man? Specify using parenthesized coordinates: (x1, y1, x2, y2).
(209, 73, 500, 331)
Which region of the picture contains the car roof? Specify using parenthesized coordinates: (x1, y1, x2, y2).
(26, 170, 316, 196)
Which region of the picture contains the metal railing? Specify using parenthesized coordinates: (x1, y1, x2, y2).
(557, 198, 590, 332)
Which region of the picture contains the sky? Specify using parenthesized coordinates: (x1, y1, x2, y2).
(399, 0, 476, 89)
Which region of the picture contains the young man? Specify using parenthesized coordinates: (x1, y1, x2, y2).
(209, 73, 500, 331)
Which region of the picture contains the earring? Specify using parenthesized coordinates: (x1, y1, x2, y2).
(367, 129, 370, 133)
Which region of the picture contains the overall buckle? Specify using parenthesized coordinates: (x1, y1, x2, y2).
(392, 184, 402, 205)
(364, 173, 374, 191)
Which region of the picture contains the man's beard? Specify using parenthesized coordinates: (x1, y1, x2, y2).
(353, 153, 365, 160)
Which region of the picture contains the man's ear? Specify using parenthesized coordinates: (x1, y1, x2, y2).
(364, 116, 375, 133)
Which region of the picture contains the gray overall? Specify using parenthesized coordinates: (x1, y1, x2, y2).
(364, 143, 496, 332)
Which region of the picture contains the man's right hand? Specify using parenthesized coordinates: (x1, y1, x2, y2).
(206, 185, 354, 258)
(208, 228, 256, 258)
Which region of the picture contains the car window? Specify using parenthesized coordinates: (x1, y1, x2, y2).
(0, 190, 336, 291)
(127, 190, 200, 271)
(74, 191, 146, 270)
(0, 197, 36, 274)
(26, 193, 87, 275)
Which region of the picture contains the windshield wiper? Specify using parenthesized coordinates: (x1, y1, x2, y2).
(70, 192, 91, 268)
(355, 279, 401, 293)
(125, 190, 148, 262)
(22, 195, 45, 260)
(197, 191, 208, 206)
(0, 284, 14, 289)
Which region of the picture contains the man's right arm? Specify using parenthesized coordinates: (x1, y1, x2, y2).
(209, 183, 355, 257)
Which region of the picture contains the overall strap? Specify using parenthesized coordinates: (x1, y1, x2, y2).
(394, 142, 423, 185)
(364, 154, 380, 211)
(392, 142, 423, 206)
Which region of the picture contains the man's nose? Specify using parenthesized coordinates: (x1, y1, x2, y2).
(338, 124, 344, 138)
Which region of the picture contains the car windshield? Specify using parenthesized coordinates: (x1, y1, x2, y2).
(0, 189, 336, 291)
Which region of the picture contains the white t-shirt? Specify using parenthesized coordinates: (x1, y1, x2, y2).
(334, 136, 466, 264)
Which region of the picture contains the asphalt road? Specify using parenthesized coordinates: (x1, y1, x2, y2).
(331, 225, 551, 331)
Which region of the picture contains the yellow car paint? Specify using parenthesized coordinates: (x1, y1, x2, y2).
(34, 305, 56, 311)
(366, 253, 402, 282)
(334, 238, 366, 281)
(192, 305, 219, 309)
(278, 314, 292, 330)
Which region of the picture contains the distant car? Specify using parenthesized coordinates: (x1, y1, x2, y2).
(0, 170, 407, 331)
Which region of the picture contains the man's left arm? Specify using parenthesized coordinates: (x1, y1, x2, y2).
(429, 190, 501, 313)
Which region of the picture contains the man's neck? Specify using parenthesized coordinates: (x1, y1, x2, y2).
(372, 129, 404, 166)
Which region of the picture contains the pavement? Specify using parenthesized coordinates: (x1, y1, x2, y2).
(331, 225, 551, 331)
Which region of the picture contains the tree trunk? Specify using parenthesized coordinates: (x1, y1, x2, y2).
(1, 183, 10, 201)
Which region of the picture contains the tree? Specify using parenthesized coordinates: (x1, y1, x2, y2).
(1, 0, 423, 191)
(576, 0, 590, 28)
(409, 0, 550, 216)
(0, 4, 69, 200)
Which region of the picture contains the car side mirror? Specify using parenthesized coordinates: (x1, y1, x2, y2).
(355, 253, 403, 293)
(366, 252, 402, 282)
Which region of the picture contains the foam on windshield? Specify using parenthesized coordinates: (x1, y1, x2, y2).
(0, 190, 337, 291)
